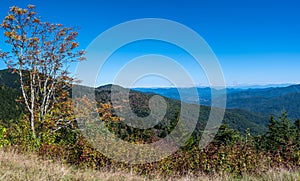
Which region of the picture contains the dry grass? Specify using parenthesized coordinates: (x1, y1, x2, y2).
(178, 169, 300, 181)
(0, 148, 148, 181)
(0, 148, 299, 181)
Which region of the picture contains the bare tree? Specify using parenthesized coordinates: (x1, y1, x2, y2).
(0, 5, 85, 138)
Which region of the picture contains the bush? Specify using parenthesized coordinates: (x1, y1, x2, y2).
(0, 125, 9, 147)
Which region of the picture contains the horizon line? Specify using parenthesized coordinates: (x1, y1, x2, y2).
(92, 82, 299, 89)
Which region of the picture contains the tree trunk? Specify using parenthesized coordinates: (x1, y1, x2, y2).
(30, 111, 36, 138)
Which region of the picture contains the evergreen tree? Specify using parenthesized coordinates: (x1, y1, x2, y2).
(213, 124, 241, 146)
(265, 112, 296, 151)
(294, 119, 300, 150)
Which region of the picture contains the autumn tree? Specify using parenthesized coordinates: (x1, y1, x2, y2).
(0, 5, 85, 138)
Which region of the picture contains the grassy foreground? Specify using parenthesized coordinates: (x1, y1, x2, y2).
(0, 148, 144, 181)
(0, 148, 299, 181)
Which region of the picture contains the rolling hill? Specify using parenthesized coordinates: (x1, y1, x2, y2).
(93, 84, 268, 135)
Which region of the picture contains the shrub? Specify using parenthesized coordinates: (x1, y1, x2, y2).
(0, 125, 9, 147)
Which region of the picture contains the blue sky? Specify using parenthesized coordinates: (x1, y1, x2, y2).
(0, 0, 300, 87)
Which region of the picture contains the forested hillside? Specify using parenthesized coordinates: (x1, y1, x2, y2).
(95, 84, 268, 135)
(136, 84, 300, 119)
(0, 69, 20, 90)
(0, 70, 268, 135)
(0, 85, 22, 123)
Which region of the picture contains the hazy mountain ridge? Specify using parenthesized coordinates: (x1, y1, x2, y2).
(135, 84, 300, 119)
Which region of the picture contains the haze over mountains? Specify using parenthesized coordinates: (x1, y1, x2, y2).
(134, 84, 300, 119)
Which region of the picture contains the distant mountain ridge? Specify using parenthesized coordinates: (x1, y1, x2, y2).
(135, 84, 300, 119)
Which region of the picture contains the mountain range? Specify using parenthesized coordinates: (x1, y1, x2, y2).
(1, 68, 299, 135)
(134, 84, 300, 119)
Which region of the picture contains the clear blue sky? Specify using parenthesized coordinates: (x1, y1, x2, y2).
(0, 0, 299, 87)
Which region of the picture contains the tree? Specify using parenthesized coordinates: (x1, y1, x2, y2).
(213, 124, 241, 146)
(0, 5, 85, 138)
(294, 119, 300, 150)
(265, 112, 296, 151)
